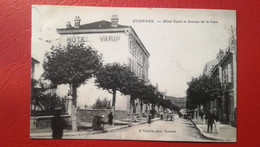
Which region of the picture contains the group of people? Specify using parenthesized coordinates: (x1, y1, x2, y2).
(204, 110, 220, 134)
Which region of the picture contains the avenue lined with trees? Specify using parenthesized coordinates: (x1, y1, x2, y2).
(33, 43, 181, 132)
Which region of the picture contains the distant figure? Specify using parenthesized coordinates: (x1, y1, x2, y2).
(203, 115, 206, 125)
(108, 112, 113, 125)
(150, 109, 156, 119)
(213, 109, 220, 134)
(148, 113, 152, 127)
(205, 110, 214, 133)
(51, 107, 66, 139)
(199, 110, 204, 122)
(160, 111, 163, 120)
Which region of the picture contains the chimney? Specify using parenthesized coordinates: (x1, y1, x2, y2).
(74, 16, 81, 28)
(217, 49, 224, 63)
(111, 15, 119, 27)
(66, 21, 72, 28)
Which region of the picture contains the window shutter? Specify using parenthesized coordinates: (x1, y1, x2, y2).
(228, 64, 232, 83)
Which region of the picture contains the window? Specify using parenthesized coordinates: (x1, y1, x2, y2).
(129, 58, 132, 69)
(140, 67, 142, 78)
(134, 62, 137, 73)
(129, 42, 133, 52)
(136, 50, 138, 59)
(222, 69, 226, 84)
(228, 64, 232, 83)
(137, 65, 139, 76)
(132, 60, 134, 72)
(222, 66, 229, 84)
(134, 47, 137, 57)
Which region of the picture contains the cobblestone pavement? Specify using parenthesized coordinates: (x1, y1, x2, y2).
(65, 116, 212, 142)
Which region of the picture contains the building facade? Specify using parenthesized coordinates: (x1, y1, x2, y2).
(56, 15, 150, 112)
(205, 26, 237, 126)
(31, 57, 40, 79)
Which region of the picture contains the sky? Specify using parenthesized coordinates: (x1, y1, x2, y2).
(32, 5, 236, 101)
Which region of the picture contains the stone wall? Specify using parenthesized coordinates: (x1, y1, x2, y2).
(77, 109, 128, 123)
(30, 109, 128, 129)
(30, 115, 71, 129)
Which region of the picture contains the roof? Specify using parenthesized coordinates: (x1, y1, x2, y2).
(218, 50, 232, 66)
(211, 50, 233, 74)
(56, 19, 150, 57)
(59, 20, 129, 30)
(203, 59, 218, 75)
(31, 57, 40, 64)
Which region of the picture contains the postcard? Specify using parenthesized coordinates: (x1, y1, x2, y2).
(31, 5, 236, 142)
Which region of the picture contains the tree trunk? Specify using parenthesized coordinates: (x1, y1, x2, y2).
(133, 99, 136, 113)
(111, 89, 116, 125)
(140, 100, 143, 119)
(71, 84, 78, 132)
(129, 96, 134, 125)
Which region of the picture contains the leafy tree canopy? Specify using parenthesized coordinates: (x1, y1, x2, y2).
(186, 74, 223, 109)
(42, 43, 103, 131)
(43, 43, 103, 87)
(95, 63, 130, 93)
(31, 79, 65, 116)
(92, 98, 112, 109)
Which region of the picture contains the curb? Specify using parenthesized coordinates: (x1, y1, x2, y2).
(30, 125, 129, 138)
(189, 119, 222, 141)
(31, 118, 160, 138)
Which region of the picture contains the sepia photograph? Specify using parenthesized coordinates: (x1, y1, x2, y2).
(30, 5, 236, 142)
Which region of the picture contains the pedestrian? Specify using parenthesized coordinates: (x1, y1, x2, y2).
(108, 112, 113, 125)
(199, 110, 204, 123)
(101, 115, 105, 129)
(148, 113, 152, 127)
(206, 110, 214, 133)
(213, 109, 220, 134)
(203, 115, 206, 125)
(160, 111, 163, 120)
(51, 107, 66, 139)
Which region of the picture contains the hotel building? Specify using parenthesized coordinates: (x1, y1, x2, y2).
(56, 15, 150, 112)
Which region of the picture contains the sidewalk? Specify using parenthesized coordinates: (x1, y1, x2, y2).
(30, 118, 160, 138)
(191, 119, 236, 142)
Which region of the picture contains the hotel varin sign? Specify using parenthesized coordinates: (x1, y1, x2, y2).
(67, 35, 121, 44)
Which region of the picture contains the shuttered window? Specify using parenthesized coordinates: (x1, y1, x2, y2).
(228, 64, 232, 83)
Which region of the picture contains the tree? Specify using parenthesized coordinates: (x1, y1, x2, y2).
(43, 43, 102, 131)
(120, 72, 147, 124)
(139, 84, 157, 105)
(186, 74, 223, 110)
(92, 98, 112, 109)
(84, 103, 88, 109)
(31, 79, 65, 116)
(95, 63, 131, 124)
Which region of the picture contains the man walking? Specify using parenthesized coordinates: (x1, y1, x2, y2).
(108, 112, 113, 125)
(51, 107, 66, 139)
(206, 110, 214, 133)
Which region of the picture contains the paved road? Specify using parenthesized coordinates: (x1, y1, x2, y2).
(65, 116, 211, 142)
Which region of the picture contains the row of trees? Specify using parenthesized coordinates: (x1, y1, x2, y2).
(186, 74, 223, 111)
(42, 43, 179, 131)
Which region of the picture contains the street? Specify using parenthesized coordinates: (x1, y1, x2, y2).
(64, 116, 211, 142)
